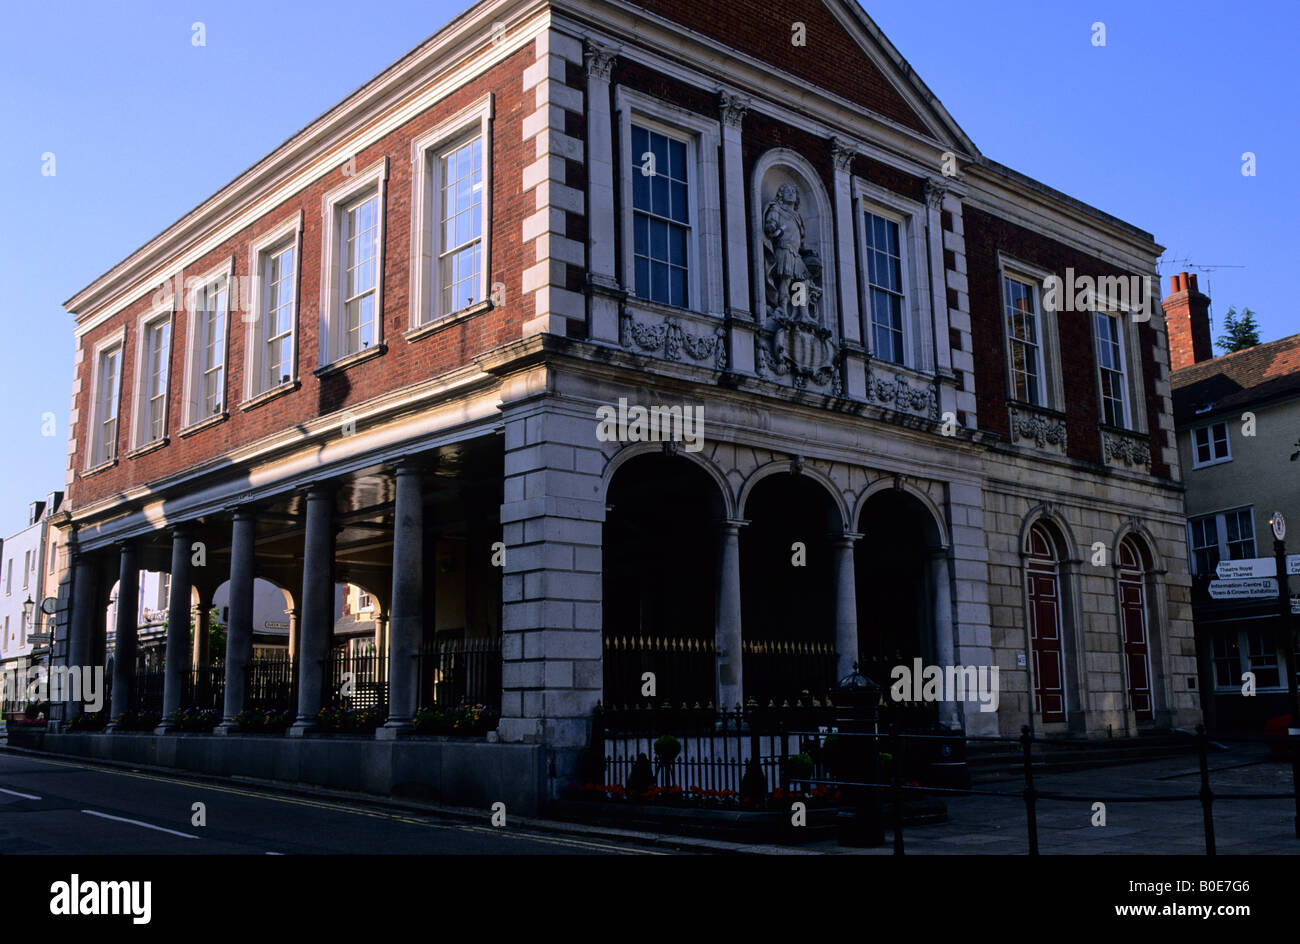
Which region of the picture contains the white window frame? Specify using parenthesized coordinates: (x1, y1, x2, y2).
(854, 183, 931, 371)
(997, 255, 1064, 410)
(1077, 277, 1149, 434)
(1211, 624, 1292, 692)
(182, 260, 234, 428)
(614, 86, 724, 318)
(128, 300, 175, 450)
(1187, 506, 1256, 576)
(1191, 420, 1232, 468)
(1093, 310, 1130, 429)
(408, 94, 493, 330)
(319, 158, 388, 367)
(86, 327, 126, 469)
(244, 212, 303, 401)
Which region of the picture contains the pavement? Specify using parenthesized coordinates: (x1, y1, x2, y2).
(2, 740, 1297, 855)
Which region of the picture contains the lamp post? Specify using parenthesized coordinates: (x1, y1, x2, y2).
(21, 596, 38, 716)
(1267, 512, 1300, 839)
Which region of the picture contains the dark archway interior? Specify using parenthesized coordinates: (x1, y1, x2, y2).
(740, 473, 837, 702)
(856, 491, 938, 687)
(603, 454, 722, 706)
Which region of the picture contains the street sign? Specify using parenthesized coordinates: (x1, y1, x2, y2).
(27, 633, 51, 644)
(1216, 557, 1277, 580)
(1208, 577, 1278, 601)
(1289, 555, 1300, 576)
(1293, 595, 1300, 615)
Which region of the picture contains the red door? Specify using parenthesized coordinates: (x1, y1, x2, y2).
(1026, 526, 1066, 723)
(1119, 540, 1153, 721)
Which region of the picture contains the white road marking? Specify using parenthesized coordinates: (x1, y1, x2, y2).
(81, 809, 200, 840)
(0, 786, 41, 800)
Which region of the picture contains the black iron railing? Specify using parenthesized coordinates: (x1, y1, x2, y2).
(414, 637, 501, 710)
(602, 635, 715, 707)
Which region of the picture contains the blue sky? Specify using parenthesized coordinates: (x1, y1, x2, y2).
(0, 0, 1295, 536)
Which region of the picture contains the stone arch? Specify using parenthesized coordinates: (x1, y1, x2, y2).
(602, 450, 731, 707)
(853, 476, 950, 549)
(1020, 503, 1081, 562)
(1111, 519, 1166, 574)
(738, 459, 849, 532)
(602, 441, 737, 521)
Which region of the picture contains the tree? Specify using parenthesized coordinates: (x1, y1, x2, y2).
(1215, 306, 1261, 353)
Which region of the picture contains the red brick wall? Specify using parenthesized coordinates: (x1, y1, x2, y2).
(630, 0, 926, 134)
(72, 47, 534, 508)
(964, 205, 1170, 478)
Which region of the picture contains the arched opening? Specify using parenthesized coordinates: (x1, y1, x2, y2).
(855, 489, 945, 688)
(1025, 521, 1068, 725)
(603, 453, 724, 707)
(740, 472, 839, 703)
(1119, 535, 1156, 724)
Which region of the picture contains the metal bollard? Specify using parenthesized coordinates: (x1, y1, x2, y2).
(1020, 726, 1038, 855)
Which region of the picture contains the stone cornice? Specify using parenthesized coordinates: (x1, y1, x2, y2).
(65, 0, 548, 325)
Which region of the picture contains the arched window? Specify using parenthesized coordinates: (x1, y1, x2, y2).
(1118, 537, 1153, 722)
(1025, 523, 1066, 723)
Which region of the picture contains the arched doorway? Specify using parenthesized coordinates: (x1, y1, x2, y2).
(1025, 522, 1067, 724)
(1118, 536, 1154, 723)
(855, 489, 946, 689)
(603, 453, 724, 707)
(740, 472, 840, 704)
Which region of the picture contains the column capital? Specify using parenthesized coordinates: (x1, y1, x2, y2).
(718, 518, 750, 533)
(303, 481, 336, 501)
(923, 177, 949, 209)
(829, 136, 860, 173)
(170, 523, 192, 540)
(583, 40, 616, 81)
(831, 531, 863, 543)
(387, 459, 428, 478)
(718, 89, 751, 129)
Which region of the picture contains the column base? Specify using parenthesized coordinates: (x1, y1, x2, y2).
(213, 720, 241, 736)
(286, 720, 317, 738)
(375, 720, 414, 740)
(153, 723, 176, 736)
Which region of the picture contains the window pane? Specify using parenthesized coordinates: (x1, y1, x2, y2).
(630, 125, 691, 308)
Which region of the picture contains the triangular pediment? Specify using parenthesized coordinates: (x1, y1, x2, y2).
(625, 0, 978, 155)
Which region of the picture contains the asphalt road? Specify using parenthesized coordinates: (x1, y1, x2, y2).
(0, 750, 667, 855)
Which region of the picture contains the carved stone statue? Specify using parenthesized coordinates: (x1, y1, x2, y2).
(754, 170, 839, 395)
(763, 183, 821, 323)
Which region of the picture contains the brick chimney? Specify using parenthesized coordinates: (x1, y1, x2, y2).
(1164, 272, 1213, 370)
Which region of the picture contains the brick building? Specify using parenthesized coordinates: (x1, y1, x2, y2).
(45, 0, 1197, 810)
(1169, 282, 1300, 730)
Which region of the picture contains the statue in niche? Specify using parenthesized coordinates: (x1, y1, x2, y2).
(763, 183, 822, 324)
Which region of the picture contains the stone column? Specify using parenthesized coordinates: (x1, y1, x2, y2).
(65, 553, 96, 722)
(217, 510, 256, 732)
(193, 602, 211, 667)
(715, 519, 746, 708)
(157, 527, 192, 730)
(831, 138, 870, 400)
(108, 542, 139, 724)
(832, 532, 862, 681)
(584, 41, 620, 342)
(929, 547, 959, 728)
(288, 608, 299, 663)
(719, 91, 755, 375)
(289, 486, 334, 736)
(380, 463, 423, 737)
